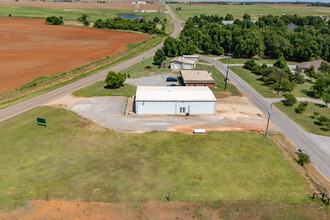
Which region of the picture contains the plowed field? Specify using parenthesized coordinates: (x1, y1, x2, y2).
(0, 17, 147, 93)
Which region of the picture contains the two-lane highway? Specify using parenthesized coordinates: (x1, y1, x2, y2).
(0, 4, 181, 122)
(202, 56, 330, 180)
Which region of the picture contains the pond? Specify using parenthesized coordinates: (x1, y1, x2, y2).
(120, 14, 143, 19)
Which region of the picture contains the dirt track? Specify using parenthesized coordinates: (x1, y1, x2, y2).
(0, 17, 147, 93)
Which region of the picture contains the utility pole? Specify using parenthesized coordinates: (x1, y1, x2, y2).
(265, 103, 272, 136)
(227, 43, 232, 63)
(224, 65, 230, 90)
(277, 69, 283, 95)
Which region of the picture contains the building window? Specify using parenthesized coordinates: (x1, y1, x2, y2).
(204, 84, 206, 86)
(180, 107, 185, 113)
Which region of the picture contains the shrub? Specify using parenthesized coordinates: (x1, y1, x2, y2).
(243, 59, 257, 70)
(317, 116, 329, 126)
(295, 101, 308, 113)
(46, 16, 63, 25)
(105, 71, 126, 88)
(298, 152, 310, 166)
(283, 93, 296, 106)
(313, 112, 320, 117)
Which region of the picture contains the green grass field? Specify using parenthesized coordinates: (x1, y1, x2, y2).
(230, 66, 313, 98)
(274, 102, 330, 136)
(170, 4, 330, 20)
(219, 58, 297, 65)
(0, 5, 168, 21)
(0, 106, 313, 209)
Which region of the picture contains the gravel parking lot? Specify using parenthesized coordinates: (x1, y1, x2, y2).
(66, 96, 269, 133)
(125, 73, 179, 87)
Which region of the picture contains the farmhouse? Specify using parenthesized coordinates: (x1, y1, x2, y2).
(180, 70, 215, 89)
(296, 59, 328, 73)
(170, 57, 197, 70)
(135, 86, 216, 115)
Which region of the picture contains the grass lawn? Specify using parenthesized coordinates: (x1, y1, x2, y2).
(219, 58, 297, 65)
(73, 82, 136, 97)
(0, 106, 313, 210)
(170, 4, 330, 20)
(0, 6, 167, 21)
(196, 63, 241, 96)
(274, 102, 330, 136)
(230, 66, 313, 98)
(73, 57, 172, 97)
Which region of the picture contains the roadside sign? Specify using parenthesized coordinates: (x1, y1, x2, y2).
(142, 57, 145, 60)
(37, 118, 46, 127)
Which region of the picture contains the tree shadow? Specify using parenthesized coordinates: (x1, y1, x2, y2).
(300, 89, 314, 98)
(320, 127, 329, 132)
(315, 103, 327, 108)
(104, 85, 120, 90)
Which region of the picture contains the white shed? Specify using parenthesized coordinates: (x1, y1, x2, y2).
(170, 57, 197, 70)
(135, 86, 216, 115)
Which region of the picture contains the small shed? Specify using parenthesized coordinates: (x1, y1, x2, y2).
(180, 70, 215, 89)
(135, 86, 216, 115)
(160, 60, 167, 68)
(170, 57, 196, 70)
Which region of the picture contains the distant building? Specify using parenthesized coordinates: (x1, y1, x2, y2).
(287, 22, 298, 31)
(296, 59, 328, 73)
(170, 56, 197, 70)
(180, 70, 215, 90)
(222, 21, 234, 25)
(132, 1, 147, 4)
(135, 86, 216, 115)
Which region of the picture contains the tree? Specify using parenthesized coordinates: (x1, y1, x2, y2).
(153, 17, 160, 23)
(243, 13, 251, 20)
(46, 16, 63, 25)
(295, 101, 308, 113)
(105, 71, 126, 88)
(311, 74, 330, 104)
(224, 14, 234, 21)
(153, 49, 166, 65)
(318, 115, 329, 126)
(298, 152, 310, 166)
(318, 61, 330, 74)
(306, 65, 317, 78)
(77, 14, 90, 26)
(243, 59, 257, 70)
(283, 93, 297, 106)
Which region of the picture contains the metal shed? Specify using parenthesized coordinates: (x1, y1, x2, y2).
(135, 86, 216, 115)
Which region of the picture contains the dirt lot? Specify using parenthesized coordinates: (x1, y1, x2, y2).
(0, 1, 163, 10)
(0, 17, 147, 93)
(1, 200, 329, 220)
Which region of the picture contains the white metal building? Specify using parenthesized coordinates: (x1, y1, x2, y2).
(170, 57, 197, 70)
(135, 86, 216, 115)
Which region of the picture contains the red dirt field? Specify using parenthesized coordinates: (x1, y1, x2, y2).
(0, 1, 163, 10)
(0, 17, 147, 94)
(0, 200, 328, 220)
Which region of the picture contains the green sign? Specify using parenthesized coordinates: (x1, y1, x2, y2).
(37, 118, 46, 127)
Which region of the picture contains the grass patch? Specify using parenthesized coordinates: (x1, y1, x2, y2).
(169, 4, 330, 20)
(230, 66, 312, 98)
(0, 6, 166, 21)
(73, 82, 136, 97)
(196, 62, 241, 96)
(0, 35, 165, 110)
(0, 106, 312, 209)
(274, 101, 330, 136)
(219, 58, 297, 65)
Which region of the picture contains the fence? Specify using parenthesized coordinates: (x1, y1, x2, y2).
(312, 192, 329, 205)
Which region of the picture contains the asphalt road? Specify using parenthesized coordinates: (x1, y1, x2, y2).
(0, 4, 181, 122)
(202, 56, 330, 180)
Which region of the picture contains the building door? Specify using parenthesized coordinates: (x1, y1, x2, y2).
(179, 107, 186, 114)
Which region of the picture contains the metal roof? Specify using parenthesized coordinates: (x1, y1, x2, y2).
(170, 57, 196, 65)
(180, 70, 215, 84)
(135, 86, 216, 102)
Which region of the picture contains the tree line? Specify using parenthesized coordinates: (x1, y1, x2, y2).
(162, 14, 329, 62)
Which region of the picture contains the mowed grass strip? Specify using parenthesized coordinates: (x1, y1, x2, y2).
(274, 102, 330, 136)
(0, 6, 167, 21)
(170, 4, 330, 20)
(219, 58, 297, 65)
(0, 106, 311, 209)
(230, 66, 313, 98)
